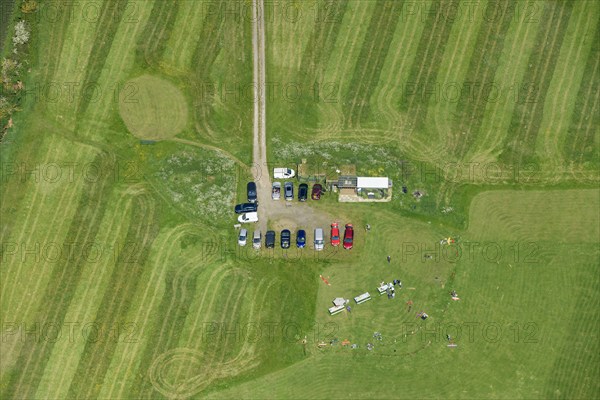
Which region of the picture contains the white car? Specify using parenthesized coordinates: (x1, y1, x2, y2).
(274, 168, 295, 179)
(272, 182, 281, 200)
(238, 228, 248, 246)
(238, 212, 258, 224)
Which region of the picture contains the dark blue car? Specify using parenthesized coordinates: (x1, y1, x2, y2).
(247, 182, 257, 203)
(296, 229, 306, 248)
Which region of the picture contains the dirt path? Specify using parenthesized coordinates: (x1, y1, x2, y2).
(251, 0, 335, 235)
(252, 0, 270, 232)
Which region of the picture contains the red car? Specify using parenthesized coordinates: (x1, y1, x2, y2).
(311, 184, 323, 200)
(343, 224, 354, 249)
(330, 222, 340, 246)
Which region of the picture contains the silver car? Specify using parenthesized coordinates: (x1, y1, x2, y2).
(272, 182, 281, 200)
(284, 182, 293, 201)
(238, 228, 248, 246)
(253, 230, 262, 249)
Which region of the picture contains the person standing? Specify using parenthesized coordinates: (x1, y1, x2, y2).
(387, 255, 391, 263)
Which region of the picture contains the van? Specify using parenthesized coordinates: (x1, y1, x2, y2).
(238, 212, 258, 224)
(314, 228, 324, 251)
(238, 228, 248, 246)
(273, 168, 295, 179)
(253, 230, 261, 249)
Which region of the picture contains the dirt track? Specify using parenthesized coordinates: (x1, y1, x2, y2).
(251, 0, 334, 234)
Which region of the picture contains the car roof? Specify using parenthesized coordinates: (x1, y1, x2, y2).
(240, 228, 247, 235)
(273, 182, 281, 186)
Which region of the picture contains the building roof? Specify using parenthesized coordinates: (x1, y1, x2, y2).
(333, 297, 346, 306)
(338, 175, 358, 188)
(357, 177, 390, 189)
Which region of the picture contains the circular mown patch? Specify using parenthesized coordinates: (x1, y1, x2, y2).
(119, 75, 188, 140)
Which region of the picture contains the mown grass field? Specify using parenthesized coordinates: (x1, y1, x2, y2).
(1, 0, 599, 399)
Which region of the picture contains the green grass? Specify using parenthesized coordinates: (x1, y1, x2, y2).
(1, 1, 599, 399)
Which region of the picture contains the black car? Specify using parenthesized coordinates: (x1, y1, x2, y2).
(280, 229, 291, 248)
(265, 230, 275, 248)
(298, 183, 308, 201)
(247, 182, 257, 203)
(234, 203, 258, 214)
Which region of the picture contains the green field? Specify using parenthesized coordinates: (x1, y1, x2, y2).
(1, 1, 599, 399)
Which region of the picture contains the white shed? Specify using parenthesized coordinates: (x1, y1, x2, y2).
(356, 177, 391, 189)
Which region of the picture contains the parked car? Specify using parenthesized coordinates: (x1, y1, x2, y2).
(343, 224, 354, 249)
(311, 184, 323, 200)
(281, 229, 291, 249)
(298, 183, 308, 201)
(296, 229, 306, 248)
(284, 182, 293, 201)
(238, 228, 248, 246)
(253, 230, 261, 249)
(330, 222, 340, 246)
(272, 182, 281, 200)
(247, 182, 257, 203)
(234, 203, 258, 214)
(273, 168, 295, 179)
(265, 230, 275, 248)
(238, 212, 258, 223)
(314, 228, 324, 251)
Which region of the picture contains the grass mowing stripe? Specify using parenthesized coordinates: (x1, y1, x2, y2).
(399, 0, 458, 131)
(299, 1, 349, 82)
(564, 17, 600, 165)
(544, 267, 600, 398)
(2, 152, 116, 400)
(0, 0, 15, 55)
(295, 0, 348, 125)
(135, 0, 179, 68)
(502, 1, 574, 165)
(344, 0, 403, 126)
(66, 194, 159, 399)
(37, 193, 134, 400)
(453, 2, 515, 158)
(133, 264, 232, 398)
(190, 0, 226, 139)
(37, 1, 75, 85)
(107, 226, 199, 399)
(75, 0, 130, 118)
